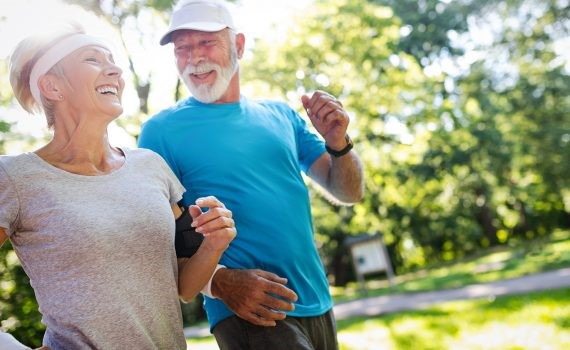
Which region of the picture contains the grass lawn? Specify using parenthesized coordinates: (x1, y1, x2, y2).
(185, 336, 218, 350)
(187, 288, 570, 349)
(186, 230, 570, 349)
(336, 288, 570, 350)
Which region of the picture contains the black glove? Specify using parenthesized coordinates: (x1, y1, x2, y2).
(175, 208, 203, 258)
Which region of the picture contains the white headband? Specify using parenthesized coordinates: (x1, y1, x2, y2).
(29, 34, 110, 105)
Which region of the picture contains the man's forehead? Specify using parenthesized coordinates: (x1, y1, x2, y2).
(172, 29, 224, 42)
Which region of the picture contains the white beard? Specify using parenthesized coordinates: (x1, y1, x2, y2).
(180, 43, 239, 103)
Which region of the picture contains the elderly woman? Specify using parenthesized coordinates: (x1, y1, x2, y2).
(0, 23, 236, 349)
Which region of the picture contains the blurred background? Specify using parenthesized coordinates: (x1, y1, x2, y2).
(1, 0, 569, 348)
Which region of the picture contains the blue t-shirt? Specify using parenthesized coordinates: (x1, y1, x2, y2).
(138, 96, 332, 329)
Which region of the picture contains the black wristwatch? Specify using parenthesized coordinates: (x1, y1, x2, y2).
(325, 134, 353, 157)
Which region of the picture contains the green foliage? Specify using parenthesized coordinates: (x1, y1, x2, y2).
(180, 295, 206, 326)
(0, 243, 44, 348)
(243, 0, 570, 279)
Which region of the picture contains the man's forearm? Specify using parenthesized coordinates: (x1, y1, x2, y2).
(328, 151, 364, 203)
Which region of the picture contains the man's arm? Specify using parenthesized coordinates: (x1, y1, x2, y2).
(307, 147, 364, 204)
(302, 91, 365, 203)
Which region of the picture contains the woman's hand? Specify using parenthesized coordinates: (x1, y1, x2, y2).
(188, 196, 236, 252)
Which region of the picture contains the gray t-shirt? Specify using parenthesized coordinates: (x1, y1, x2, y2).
(0, 148, 187, 349)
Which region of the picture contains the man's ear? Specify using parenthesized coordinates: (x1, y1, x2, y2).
(235, 33, 246, 59)
(38, 74, 64, 101)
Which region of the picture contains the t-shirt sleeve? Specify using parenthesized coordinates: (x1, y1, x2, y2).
(0, 163, 19, 236)
(153, 152, 185, 205)
(289, 109, 326, 173)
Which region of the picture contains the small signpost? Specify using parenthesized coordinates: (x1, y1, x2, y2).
(345, 233, 395, 295)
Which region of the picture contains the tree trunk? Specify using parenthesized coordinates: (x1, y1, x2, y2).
(330, 234, 352, 286)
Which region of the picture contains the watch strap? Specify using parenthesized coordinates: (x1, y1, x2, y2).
(325, 134, 353, 157)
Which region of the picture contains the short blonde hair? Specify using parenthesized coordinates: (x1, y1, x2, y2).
(9, 22, 85, 127)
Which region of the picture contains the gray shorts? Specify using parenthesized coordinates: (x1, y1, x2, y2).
(212, 309, 339, 350)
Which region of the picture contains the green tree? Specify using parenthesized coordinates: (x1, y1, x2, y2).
(242, 0, 570, 280)
(454, 0, 570, 236)
(242, 0, 439, 281)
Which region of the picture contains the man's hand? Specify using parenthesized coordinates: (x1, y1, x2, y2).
(302, 90, 350, 151)
(211, 268, 298, 327)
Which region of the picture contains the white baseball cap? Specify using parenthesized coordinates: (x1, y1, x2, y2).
(160, 0, 236, 46)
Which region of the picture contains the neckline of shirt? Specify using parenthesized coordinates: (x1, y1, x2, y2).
(24, 147, 130, 181)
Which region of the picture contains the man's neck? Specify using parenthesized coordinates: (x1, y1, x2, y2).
(213, 72, 241, 104)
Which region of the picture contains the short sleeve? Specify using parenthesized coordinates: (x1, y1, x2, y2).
(153, 152, 185, 205)
(0, 163, 20, 236)
(290, 109, 326, 173)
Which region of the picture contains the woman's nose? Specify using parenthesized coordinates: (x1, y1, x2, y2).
(105, 62, 123, 76)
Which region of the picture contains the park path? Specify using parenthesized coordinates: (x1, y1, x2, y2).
(184, 268, 570, 338)
(334, 267, 570, 320)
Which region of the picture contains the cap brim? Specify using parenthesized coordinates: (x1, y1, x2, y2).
(159, 22, 228, 45)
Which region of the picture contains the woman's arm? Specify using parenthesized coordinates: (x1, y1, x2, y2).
(172, 197, 236, 302)
(171, 203, 183, 219)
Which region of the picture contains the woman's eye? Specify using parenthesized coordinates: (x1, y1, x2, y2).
(85, 57, 98, 62)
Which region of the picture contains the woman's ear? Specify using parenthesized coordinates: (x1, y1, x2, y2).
(38, 74, 64, 102)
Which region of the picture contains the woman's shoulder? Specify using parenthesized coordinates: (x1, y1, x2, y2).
(0, 154, 43, 189)
(0, 153, 34, 173)
(123, 147, 168, 166)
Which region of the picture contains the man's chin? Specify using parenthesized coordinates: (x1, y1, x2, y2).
(186, 84, 225, 103)
(191, 91, 220, 104)
(193, 95, 216, 103)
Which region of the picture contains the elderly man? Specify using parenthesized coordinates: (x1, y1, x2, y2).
(139, 0, 364, 349)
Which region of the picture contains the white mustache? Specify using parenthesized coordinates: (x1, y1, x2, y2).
(184, 62, 221, 75)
